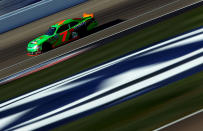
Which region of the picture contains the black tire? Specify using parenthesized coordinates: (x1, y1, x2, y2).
(42, 42, 52, 53)
(78, 26, 87, 37)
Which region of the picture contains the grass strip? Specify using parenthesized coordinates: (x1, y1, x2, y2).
(53, 68, 203, 131)
(1, 5, 203, 102)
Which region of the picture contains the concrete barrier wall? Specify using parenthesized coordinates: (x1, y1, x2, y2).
(0, 0, 42, 16)
(0, 0, 87, 33)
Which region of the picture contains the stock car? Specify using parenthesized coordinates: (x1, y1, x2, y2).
(27, 13, 98, 56)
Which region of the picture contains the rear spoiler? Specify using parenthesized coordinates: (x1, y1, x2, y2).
(83, 13, 94, 18)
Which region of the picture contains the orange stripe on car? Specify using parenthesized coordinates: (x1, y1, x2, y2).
(56, 20, 66, 25)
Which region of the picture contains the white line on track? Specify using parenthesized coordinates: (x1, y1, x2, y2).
(154, 109, 203, 131)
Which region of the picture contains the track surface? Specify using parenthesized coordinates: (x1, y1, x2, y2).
(0, 0, 184, 70)
(156, 110, 203, 131)
(161, 111, 203, 131)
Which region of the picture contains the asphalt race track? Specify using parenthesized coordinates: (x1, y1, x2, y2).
(0, 0, 200, 79)
(156, 109, 203, 131)
(0, 28, 202, 130)
(0, 0, 195, 70)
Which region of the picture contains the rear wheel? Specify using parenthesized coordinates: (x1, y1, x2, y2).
(78, 26, 87, 37)
(42, 42, 52, 53)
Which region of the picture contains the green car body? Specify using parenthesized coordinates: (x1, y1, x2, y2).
(27, 14, 98, 56)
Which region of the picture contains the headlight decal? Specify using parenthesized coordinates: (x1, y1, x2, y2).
(33, 45, 40, 49)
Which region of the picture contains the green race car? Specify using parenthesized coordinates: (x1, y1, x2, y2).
(27, 13, 98, 56)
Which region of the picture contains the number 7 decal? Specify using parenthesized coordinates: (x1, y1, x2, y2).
(60, 30, 68, 42)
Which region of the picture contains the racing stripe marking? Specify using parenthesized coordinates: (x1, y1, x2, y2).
(56, 20, 66, 25)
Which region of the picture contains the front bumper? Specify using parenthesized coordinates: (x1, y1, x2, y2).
(27, 51, 41, 56)
(27, 47, 42, 56)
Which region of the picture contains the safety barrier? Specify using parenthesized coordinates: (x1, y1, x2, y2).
(0, 0, 87, 33)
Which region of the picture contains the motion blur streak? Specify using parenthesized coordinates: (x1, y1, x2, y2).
(0, 28, 202, 130)
(0, 0, 87, 33)
(14, 57, 203, 131)
(0, 0, 42, 16)
(0, 108, 34, 130)
(0, 45, 94, 85)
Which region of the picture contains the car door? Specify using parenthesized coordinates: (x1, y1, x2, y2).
(69, 21, 79, 40)
(54, 24, 70, 47)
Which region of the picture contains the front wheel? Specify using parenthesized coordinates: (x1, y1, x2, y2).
(42, 42, 52, 53)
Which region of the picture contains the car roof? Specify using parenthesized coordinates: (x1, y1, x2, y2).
(52, 19, 80, 28)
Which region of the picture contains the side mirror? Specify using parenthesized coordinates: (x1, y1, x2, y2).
(54, 35, 59, 39)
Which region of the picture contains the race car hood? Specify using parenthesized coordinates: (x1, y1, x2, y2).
(29, 35, 51, 46)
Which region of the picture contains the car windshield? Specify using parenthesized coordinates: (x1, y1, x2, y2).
(46, 27, 56, 35)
